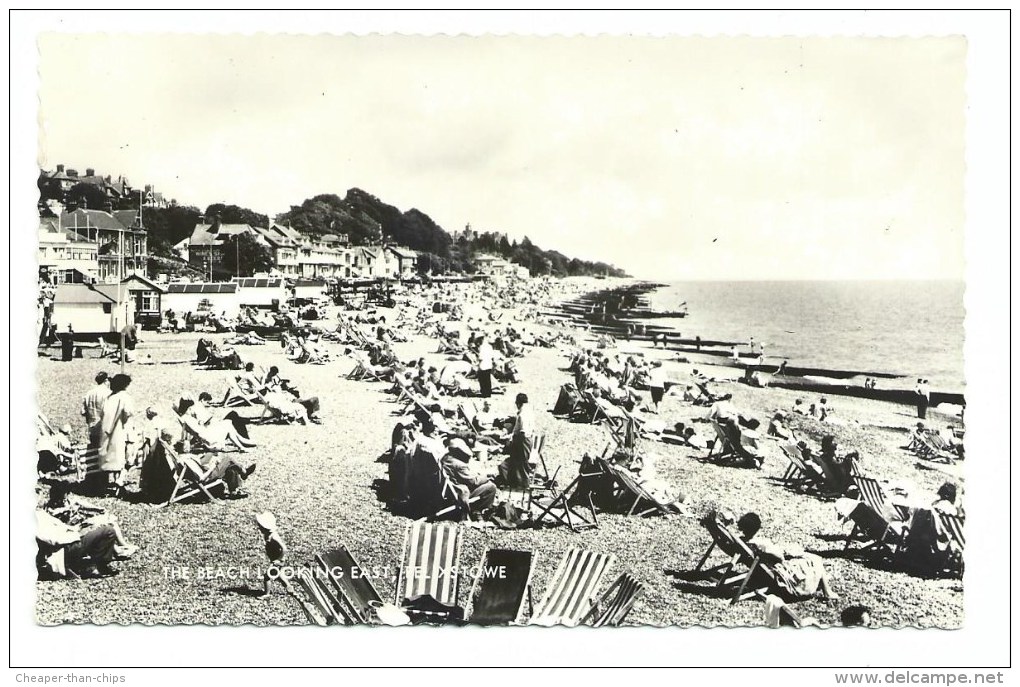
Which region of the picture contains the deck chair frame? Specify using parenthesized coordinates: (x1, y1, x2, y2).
(579, 572, 644, 627)
(155, 440, 226, 507)
(529, 548, 616, 627)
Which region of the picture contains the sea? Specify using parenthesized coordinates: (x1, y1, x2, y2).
(641, 280, 965, 393)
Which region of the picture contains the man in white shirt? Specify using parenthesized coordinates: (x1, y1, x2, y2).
(476, 335, 494, 398)
(647, 361, 667, 414)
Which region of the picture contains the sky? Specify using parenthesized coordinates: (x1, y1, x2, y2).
(38, 33, 966, 281)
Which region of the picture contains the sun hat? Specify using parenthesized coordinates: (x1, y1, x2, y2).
(255, 512, 277, 531)
(447, 438, 472, 460)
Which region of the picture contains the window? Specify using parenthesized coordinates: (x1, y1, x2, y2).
(102, 303, 112, 314)
(140, 291, 157, 312)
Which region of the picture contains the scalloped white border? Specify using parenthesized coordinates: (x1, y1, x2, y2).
(8, 9, 1011, 675)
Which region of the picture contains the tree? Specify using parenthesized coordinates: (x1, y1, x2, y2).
(65, 183, 110, 212)
(204, 203, 269, 228)
(222, 232, 274, 277)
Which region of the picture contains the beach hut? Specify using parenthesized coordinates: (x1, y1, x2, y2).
(235, 277, 288, 309)
(50, 283, 131, 335)
(163, 282, 240, 316)
(292, 279, 328, 303)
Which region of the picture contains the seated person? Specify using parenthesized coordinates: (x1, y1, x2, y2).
(734, 511, 839, 601)
(813, 435, 856, 495)
(174, 395, 256, 451)
(932, 481, 963, 518)
(404, 419, 457, 518)
(903, 422, 928, 451)
(36, 508, 123, 579)
(716, 415, 764, 469)
(441, 438, 498, 520)
(286, 388, 320, 423)
(44, 482, 137, 559)
(897, 506, 959, 576)
(767, 412, 794, 440)
(141, 430, 256, 502)
(791, 398, 808, 415)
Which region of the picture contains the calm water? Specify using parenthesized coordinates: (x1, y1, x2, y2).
(643, 281, 965, 392)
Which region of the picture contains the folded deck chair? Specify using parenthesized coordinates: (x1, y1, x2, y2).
(596, 457, 683, 517)
(293, 566, 350, 625)
(155, 439, 226, 507)
(529, 548, 616, 627)
(467, 549, 535, 626)
(315, 544, 385, 624)
(395, 521, 465, 623)
(579, 572, 644, 627)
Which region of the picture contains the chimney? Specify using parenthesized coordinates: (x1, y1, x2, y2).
(67, 169, 78, 178)
(86, 168, 95, 177)
(197, 215, 205, 225)
(105, 175, 112, 183)
(56, 164, 64, 173)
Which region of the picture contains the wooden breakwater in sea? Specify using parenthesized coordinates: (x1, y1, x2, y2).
(549, 282, 965, 408)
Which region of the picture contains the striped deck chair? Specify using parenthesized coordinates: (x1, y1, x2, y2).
(778, 442, 828, 494)
(155, 440, 226, 508)
(315, 544, 385, 624)
(580, 572, 644, 627)
(937, 511, 965, 576)
(844, 476, 906, 554)
(529, 548, 616, 627)
(467, 549, 535, 626)
(395, 521, 465, 623)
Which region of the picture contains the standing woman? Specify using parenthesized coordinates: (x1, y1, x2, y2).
(98, 373, 135, 495)
(497, 393, 535, 489)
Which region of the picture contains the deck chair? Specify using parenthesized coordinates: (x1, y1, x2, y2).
(850, 475, 903, 523)
(693, 519, 782, 604)
(778, 442, 828, 494)
(579, 572, 644, 627)
(528, 471, 599, 532)
(937, 512, 965, 577)
(395, 521, 465, 623)
(315, 544, 385, 624)
(155, 439, 226, 507)
(293, 567, 350, 625)
(529, 548, 616, 627)
(466, 549, 535, 626)
(917, 432, 958, 463)
(596, 457, 684, 517)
